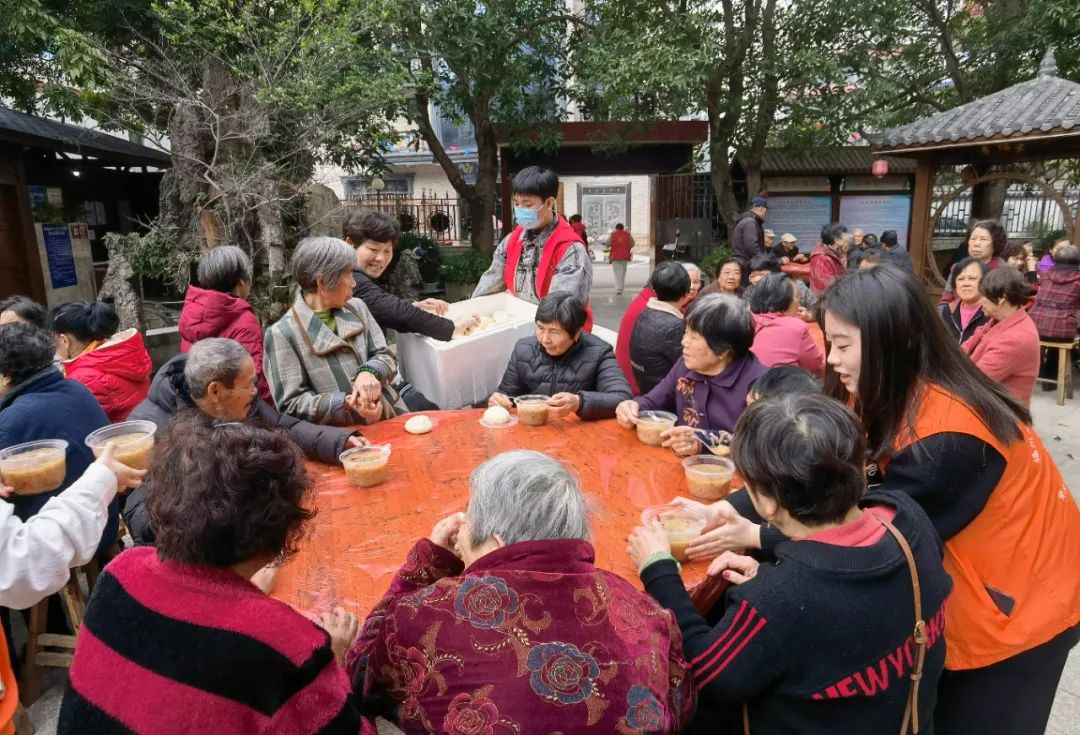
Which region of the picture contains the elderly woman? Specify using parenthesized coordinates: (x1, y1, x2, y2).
(348, 450, 693, 733)
(178, 245, 272, 400)
(489, 293, 631, 419)
(808, 222, 848, 296)
(49, 301, 152, 422)
(59, 413, 372, 734)
(629, 393, 951, 734)
(680, 261, 703, 307)
(264, 236, 406, 426)
(0, 295, 47, 328)
(1030, 244, 1080, 384)
(617, 294, 766, 457)
(962, 267, 1040, 405)
(940, 220, 1009, 305)
(700, 258, 745, 298)
(938, 257, 989, 345)
(748, 273, 824, 372)
(0, 324, 116, 555)
(124, 338, 365, 545)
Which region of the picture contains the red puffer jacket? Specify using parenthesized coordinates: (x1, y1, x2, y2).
(63, 329, 152, 422)
(178, 285, 270, 400)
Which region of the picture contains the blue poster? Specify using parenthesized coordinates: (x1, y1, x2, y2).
(765, 196, 834, 253)
(41, 224, 78, 289)
(27, 185, 47, 206)
(839, 195, 913, 249)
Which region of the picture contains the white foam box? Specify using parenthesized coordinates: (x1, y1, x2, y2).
(396, 293, 538, 409)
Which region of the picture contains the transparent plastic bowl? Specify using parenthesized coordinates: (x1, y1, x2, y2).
(635, 410, 677, 447)
(514, 394, 551, 426)
(640, 504, 707, 562)
(682, 456, 736, 500)
(85, 420, 157, 470)
(0, 439, 68, 495)
(339, 443, 392, 488)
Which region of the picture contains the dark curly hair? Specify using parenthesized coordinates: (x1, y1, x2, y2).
(966, 219, 1008, 258)
(0, 323, 55, 387)
(145, 410, 315, 567)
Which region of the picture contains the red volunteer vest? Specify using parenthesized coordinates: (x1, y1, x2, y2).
(504, 217, 593, 332)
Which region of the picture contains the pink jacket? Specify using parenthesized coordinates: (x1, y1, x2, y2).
(750, 312, 825, 373)
(963, 308, 1040, 405)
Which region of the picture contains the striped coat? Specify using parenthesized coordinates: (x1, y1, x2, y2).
(263, 294, 406, 426)
(58, 547, 373, 734)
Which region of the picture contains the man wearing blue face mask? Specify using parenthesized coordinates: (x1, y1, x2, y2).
(472, 166, 594, 330)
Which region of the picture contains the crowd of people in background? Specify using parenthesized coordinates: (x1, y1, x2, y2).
(1, 167, 1078, 735)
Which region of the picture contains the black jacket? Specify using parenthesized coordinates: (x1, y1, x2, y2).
(731, 210, 764, 263)
(629, 305, 686, 395)
(124, 353, 356, 544)
(353, 268, 454, 341)
(938, 302, 987, 345)
(496, 332, 631, 420)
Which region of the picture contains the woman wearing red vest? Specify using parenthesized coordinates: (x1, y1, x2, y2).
(471, 166, 594, 331)
(818, 267, 1080, 734)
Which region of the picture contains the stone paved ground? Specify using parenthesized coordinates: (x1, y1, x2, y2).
(25, 261, 1079, 733)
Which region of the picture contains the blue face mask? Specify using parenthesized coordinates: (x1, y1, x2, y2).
(514, 205, 541, 230)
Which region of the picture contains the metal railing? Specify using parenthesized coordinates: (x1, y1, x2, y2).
(346, 195, 469, 245)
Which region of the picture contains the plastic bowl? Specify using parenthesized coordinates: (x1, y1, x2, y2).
(682, 456, 736, 500)
(635, 410, 677, 446)
(640, 504, 707, 562)
(0, 439, 69, 495)
(85, 420, 157, 470)
(514, 394, 551, 426)
(339, 444, 392, 488)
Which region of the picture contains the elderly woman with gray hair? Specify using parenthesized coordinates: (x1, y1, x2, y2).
(264, 236, 406, 425)
(347, 450, 694, 733)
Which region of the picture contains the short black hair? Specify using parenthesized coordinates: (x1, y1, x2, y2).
(614, 223, 625, 230)
(949, 256, 989, 288)
(856, 248, 885, 267)
(821, 222, 847, 246)
(0, 295, 47, 328)
(650, 261, 692, 302)
(0, 323, 55, 386)
(748, 254, 781, 274)
(732, 392, 866, 525)
(748, 272, 795, 314)
(750, 366, 820, 399)
(146, 410, 315, 568)
(47, 301, 120, 342)
(342, 209, 400, 246)
(685, 294, 755, 358)
(511, 166, 559, 200)
(1053, 245, 1080, 267)
(568, 214, 582, 223)
(535, 291, 587, 335)
(880, 230, 899, 247)
(979, 264, 1035, 307)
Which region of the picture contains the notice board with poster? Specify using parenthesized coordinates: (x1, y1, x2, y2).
(839, 194, 912, 249)
(35, 223, 97, 305)
(763, 195, 833, 253)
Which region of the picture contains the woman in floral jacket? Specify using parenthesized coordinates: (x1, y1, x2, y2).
(348, 450, 694, 734)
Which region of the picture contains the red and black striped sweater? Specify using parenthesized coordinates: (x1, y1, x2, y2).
(58, 547, 372, 734)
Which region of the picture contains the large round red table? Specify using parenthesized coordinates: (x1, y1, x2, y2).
(271, 409, 714, 617)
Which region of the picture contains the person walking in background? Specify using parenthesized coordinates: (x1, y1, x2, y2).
(568, 213, 589, 253)
(49, 301, 152, 422)
(608, 222, 634, 295)
(731, 197, 768, 264)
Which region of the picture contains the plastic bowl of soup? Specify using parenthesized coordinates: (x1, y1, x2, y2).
(514, 394, 551, 426)
(640, 504, 707, 562)
(682, 456, 736, 500)
(0, 439, 68, 496)
(340, 444, 392, 488)
(85, 421, 157, 470)
(635, 410, 677, 446)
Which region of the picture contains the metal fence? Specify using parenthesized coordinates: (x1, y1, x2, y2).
(653, 173, 721, 263)
(346, 194, 469, 245)
(935, 189, 1080, 240)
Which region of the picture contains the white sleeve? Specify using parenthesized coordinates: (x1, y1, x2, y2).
(0, 462, 118, 610)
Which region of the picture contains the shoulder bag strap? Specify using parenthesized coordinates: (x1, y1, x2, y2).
(873, 513, 928, 735)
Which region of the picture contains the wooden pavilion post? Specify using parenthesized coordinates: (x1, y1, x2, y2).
(906, 157, 937, 281)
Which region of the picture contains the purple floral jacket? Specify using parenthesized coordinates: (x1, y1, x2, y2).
(347, 538, 695, 734)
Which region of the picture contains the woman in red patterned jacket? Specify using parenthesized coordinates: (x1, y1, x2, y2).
(1030, 244, 1080, 383)
(808, 222, 848, 296)
(348, 450, 695, 734)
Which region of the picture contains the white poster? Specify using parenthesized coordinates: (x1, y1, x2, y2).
(763, 195, 833, 253)
(839, 195, 912, 249)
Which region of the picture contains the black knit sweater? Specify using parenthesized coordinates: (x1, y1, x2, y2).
(642, 490, 952, 735)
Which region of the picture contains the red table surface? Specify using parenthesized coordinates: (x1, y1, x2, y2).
(271, 409, 717, 618)
(781, 262, 811, 283)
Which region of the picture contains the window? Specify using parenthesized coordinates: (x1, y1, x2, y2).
(344, 176, 413, 199)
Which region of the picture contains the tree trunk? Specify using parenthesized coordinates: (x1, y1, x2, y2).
(970, 179, 1009, 222)
(470, 122, 499, 254)
(99, 234, 144, 331)
(709, 126, 740, 235)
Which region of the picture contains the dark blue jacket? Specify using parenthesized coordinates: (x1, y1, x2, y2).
(0, 367, 117, 554)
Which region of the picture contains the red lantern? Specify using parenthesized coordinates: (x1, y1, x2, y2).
(872, 159, 889, 178)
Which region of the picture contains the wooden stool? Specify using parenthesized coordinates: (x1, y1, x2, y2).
(18, 561, 98, 705)
(1037, 338, 1078, 406)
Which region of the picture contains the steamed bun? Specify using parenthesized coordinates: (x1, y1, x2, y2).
(482, 406, 512, 425)
(405, 415, 433, 435)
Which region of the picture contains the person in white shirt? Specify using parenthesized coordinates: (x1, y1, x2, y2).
(0, 443, 144, 609)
